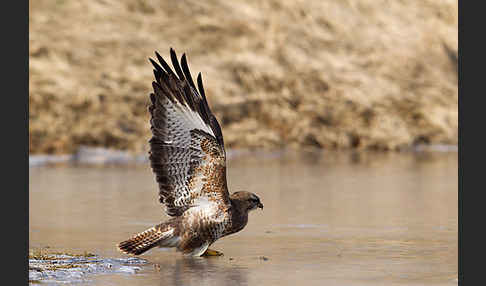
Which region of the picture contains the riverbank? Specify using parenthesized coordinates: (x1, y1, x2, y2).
(29, 0, 457, 154)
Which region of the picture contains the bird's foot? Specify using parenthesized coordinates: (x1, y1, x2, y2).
(202, 249, 224, 257)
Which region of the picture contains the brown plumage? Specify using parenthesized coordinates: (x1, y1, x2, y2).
(117, 49, 263, 257)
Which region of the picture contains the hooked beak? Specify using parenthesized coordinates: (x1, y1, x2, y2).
(257, 202, 264, 209)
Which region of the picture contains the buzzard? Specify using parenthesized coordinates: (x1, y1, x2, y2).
(117, 48, 263, 257)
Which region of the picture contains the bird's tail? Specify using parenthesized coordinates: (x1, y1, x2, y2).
(117, 222, 178, 255)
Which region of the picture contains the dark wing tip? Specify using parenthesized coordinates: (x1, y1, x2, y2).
(170, 48, 185, 81)
(155, 51, 175, 75)
(197, 72, 207, 102)
(180, 53, 197, 90)
(150, 58, 164, 83)
(149, 58, 161, 70)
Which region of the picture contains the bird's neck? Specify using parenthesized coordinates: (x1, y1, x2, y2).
(229, 198, 249, 233)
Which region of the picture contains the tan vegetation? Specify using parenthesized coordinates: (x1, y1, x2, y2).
(29, 0, 458, 154)
(29, 248, 96, 260)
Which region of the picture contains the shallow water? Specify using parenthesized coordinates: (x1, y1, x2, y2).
(29, 150, 458, 285)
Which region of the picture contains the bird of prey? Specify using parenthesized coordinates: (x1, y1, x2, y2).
(117, 48, 263, 257)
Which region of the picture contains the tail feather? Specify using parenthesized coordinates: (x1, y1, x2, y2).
(117, 224, 176, 255)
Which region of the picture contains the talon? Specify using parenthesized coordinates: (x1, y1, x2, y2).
(202, 249, 224, 257)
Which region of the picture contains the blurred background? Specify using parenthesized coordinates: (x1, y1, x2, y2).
(29, 0, 458, 155)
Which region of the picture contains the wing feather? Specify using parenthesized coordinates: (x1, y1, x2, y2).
(148, 49, 230, 217)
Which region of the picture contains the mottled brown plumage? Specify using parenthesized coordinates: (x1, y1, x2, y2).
(117, 49, 263, 257)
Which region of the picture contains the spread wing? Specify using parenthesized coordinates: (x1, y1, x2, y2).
(148, 48, 230, 217)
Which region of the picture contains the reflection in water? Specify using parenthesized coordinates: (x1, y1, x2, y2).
(29, 150, 457, 286)
(163, 257, 247, 286)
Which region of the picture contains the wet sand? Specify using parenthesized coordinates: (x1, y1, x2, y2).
(29, 150, 457, 285)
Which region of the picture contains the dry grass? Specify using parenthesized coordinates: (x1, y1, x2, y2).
(29, 248, 96, 260)
(29, 0, 458, 154)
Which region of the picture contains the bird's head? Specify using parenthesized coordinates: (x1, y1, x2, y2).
(230, 191, 263, 212)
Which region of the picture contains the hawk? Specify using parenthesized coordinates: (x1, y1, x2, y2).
(117, 48, 263, 257)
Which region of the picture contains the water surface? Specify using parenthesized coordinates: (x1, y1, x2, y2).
(29, 150, 458, 285)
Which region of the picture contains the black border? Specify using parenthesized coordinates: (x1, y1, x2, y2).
(4, 0, 29, 284)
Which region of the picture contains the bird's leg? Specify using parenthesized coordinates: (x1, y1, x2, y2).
(202, 249, 224, 257)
